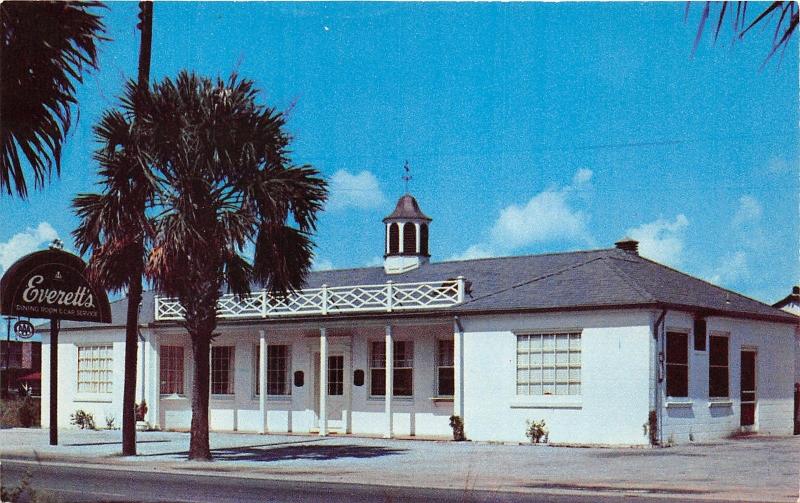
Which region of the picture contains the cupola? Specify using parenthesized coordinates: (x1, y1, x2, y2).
(383, 193, 431, 274)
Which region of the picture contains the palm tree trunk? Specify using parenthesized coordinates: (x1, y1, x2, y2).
(121, 266, 142, 456)
(189, 332, 211, 460)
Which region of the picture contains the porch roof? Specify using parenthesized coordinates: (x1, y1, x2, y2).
(42, 247, 797, 330)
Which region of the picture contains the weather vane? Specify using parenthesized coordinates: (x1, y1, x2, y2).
(402, 161, 412, 194)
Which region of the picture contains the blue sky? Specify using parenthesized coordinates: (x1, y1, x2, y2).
(1, 2, 797, 338)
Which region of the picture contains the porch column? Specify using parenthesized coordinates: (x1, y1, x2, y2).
(453, 320, 464, 419)
(319, 327, 328, 436)
(259, 330, 267, 434)
(149, 334, 160, 428)
(384, 324, 393, 438)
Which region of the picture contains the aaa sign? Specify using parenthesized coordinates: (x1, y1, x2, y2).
(0, 249, 111, 323)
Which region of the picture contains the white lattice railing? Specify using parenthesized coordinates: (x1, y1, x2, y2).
(154, 277, 466, 321)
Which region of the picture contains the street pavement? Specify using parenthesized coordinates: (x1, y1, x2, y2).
(1, 428, 799, 502)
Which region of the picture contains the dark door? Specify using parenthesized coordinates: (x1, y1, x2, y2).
(740, 350, 757, 427)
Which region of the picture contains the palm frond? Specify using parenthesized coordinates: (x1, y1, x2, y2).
(687, 1, 797, 64)
(139, 71, 327, 304)
(1, 1, 106, 198)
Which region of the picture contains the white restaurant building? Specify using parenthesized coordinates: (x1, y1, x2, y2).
(40, 194, 798, 445)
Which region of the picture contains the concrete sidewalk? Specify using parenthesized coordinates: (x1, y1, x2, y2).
(2, 428, 799, 502)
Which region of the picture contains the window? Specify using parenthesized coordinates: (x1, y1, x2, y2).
(211, 346, 234, 395)
(254, 344, 291, 396)
(388, 223, 399, 254)
(160, 346, 184, 395)
(328, 355, 344, 395)
(77, 345, 113, 393)
(369, 340, 413, 397)
(402, 222, 416, 254)
(516, 332, 581, 396)
(708, 335, 729, 398)
(437, 339, 454, 396)
(666, 331, 688, 397)
(694, 318, 707, 351)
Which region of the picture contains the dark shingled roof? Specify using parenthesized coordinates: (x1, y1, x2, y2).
(382, 194, 431, 222)
(45, 247, 797, 330)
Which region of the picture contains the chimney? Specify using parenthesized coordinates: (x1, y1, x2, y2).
(615, 237, 639, 255)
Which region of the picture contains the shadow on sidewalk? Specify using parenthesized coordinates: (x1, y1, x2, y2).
(209, 443, 408, 462)
(65, 439, 171, 447)
(138, 438, 407, 462)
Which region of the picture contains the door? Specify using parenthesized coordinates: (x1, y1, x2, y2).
(740, 349, 757, 429)
(313, 352, 347, 431)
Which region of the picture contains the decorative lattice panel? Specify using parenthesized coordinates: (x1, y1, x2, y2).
(155, 277, 464, 321)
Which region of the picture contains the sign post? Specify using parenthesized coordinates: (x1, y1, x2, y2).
(0, 249, 111, 445)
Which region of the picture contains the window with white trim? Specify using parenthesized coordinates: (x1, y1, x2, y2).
(369, 340, 413, 397)
(211, 346, 234, 395)
(253, 344, 291, 396)
(708, 335, 729, 398)
(666, 331, 688, 398)
(516, 332, 581, 396)
(77, 344, 113, 393)
(437, 339, 454, 396)
(160, 346, 184, 395)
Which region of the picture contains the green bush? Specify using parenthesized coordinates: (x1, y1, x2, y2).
(70, 409, 95, 430)
(0, 397, 40, 428)
(449, 415, 466, 441)
(525, 419, 548, 443)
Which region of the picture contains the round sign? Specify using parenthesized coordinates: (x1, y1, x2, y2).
(14, 320, 35, 339)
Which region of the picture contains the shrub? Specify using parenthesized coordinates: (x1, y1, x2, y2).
(449, 415, 466, 441)
(70, 410, 95, 430)
(134, 401, 147, 422)
(525, 419, 548, 443)
(0, 397, 40, 428)
(648, 409, 658, 446)
(17, 396, 37, 427)
(105, 413, 116, 429)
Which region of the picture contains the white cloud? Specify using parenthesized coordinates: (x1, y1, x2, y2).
(766, 157, 793, 175)
(706, 251, 749, 286)
(732, 195, 762, 226)
(365, 256, 384, 267)
(0, 222, 59, 272)
(311, 257, 334, 271)
(490, 190, 591, 249)
(627, 214, 689, 266)
(326, 170, 387, 211)
(571, 167, 593, 187)
(447, 244, 495, 262)
(449, 169, 593, 260)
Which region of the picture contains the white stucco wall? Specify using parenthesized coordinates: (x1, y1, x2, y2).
(461, 310, 653, 446)
(40, 307, 796, 445)
(775, 303, 800, 384)
(41, 328, 131, 429)
(153, 323, 454, 437)
(659, 312, 796, 443)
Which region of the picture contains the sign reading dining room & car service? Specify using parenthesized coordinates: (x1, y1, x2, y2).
(0, 248, 111, 447)
(0, 249, 111, 322)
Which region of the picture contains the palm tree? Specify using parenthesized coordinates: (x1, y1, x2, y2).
(139, 71, 327, 460)
(72, 2, 153, 457)
(1, 1, 105, 198)
(73, 82, 154, 456)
